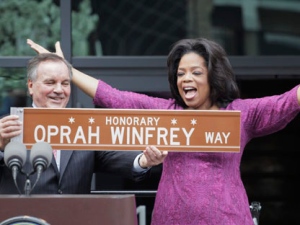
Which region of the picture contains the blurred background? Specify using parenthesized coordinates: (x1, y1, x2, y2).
(1, 0, 300, 224)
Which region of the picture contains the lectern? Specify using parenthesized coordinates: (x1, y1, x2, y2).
(0, 195, 137, 225)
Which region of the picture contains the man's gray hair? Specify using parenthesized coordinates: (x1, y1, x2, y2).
(27, 53, 73, 81)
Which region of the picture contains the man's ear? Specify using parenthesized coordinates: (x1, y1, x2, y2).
(27, 79, 33, 96)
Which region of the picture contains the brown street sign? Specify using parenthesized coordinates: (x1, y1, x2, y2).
(11, 107, 241, 152)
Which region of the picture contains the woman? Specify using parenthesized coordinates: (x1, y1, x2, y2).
(28, 38, 300, 225)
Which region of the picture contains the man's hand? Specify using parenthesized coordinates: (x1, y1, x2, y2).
(0, 115, 22, 150)
(139, 145, 168, 168)
(27, 39, 65, 58)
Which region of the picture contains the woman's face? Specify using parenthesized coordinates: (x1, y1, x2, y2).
(176, 52, 214, 110)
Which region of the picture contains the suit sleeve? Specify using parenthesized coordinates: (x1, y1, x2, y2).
(94, 150, 149, 182)
(0, 151, 4, 166)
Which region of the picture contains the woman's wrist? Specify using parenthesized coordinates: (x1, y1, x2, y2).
(138, 153, 148, 169)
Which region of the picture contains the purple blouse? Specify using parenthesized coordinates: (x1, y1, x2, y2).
(94, 80, 300, 225)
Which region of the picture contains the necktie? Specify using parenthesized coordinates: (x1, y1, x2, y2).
(53, 149, 57, 160)
(52, 149, 60, 170)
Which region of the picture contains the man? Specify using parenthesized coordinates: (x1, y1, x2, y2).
(0, 53, 166, 194)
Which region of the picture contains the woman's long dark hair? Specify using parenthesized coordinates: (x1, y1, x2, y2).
(167, 38, 240, 108)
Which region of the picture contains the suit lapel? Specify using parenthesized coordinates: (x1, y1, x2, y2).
(59, 150, 73, 183)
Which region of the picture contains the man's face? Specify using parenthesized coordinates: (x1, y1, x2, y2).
(28, 60, 71, 108)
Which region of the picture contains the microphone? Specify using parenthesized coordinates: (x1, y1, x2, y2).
(29, 141, 53, 193)
(4, 142, 27, 194)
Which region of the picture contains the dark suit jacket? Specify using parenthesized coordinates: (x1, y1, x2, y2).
(0, 149, 145, 194)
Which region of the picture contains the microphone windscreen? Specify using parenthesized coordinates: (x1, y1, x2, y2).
(30, 142, 53, 168)
(4, 142, 27, 167)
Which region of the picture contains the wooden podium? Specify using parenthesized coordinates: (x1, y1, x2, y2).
(0, 195, 137, 225)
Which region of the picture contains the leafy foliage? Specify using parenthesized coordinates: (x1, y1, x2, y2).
(0, 0, 60, 56)
(0, 0, 98, 105)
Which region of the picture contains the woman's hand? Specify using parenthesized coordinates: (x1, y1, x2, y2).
(139, 145, 168, 168)
(27, 39, 65, 58)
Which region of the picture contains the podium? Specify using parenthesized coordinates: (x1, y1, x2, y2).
(0, 195, 137, 225)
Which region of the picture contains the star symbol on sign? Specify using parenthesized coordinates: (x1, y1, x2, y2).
(69, 117, 75, 124)
(89, 117, 95, 124)
(171, 118, 177, 125)
(191, 119, 197, 126)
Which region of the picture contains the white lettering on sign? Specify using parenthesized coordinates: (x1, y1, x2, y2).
(34, 125, 100, 144)
(182, 128, 194, 145)
(205, 132, 231, 144)
(105, 116, 160, 126)
(110, 126, 194, 145)
(61, 126, 71, 143)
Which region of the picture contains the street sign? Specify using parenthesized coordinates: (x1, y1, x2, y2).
(11, 107, 240, 152)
